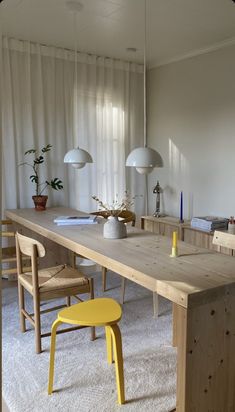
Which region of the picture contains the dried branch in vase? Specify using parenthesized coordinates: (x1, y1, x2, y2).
(92, 191, 136, 217)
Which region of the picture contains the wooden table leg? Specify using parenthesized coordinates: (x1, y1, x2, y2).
(176, 287, 235, 411)
(175, 305, 187, 411)
(172, 303, 182, 347)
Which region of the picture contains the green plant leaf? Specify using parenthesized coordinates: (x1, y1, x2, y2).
(24, 149, 36, 155)
(30, 175, 38, 183)
(34, 155, 44, 164)
(48, 178, 63, 190)
(42, 144, 52, 153)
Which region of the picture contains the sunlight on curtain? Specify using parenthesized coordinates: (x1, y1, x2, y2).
(2, 37, 144, 215)
(95, 103, 125, 205)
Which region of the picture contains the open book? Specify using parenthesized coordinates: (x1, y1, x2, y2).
(54, 215, 97, 226)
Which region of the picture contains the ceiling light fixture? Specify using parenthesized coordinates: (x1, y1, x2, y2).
(64, 0, 93, 169)
(126, 0, 163, 174)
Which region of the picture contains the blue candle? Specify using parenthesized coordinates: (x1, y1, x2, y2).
(180, 191, 183, 222)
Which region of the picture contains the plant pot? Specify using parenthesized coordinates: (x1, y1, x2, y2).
(32, 195, 48, 211)
(103, 216, 127, 239)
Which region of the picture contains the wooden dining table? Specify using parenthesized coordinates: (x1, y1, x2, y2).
(6, 207, 235, 412)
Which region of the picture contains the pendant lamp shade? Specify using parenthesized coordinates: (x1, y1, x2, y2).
(64, 147, 93, 169)
(126, 147, 163, 175)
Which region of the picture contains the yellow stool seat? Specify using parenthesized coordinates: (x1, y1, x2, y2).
(58, 297, 122, 326)
(48, 297, 125, 405)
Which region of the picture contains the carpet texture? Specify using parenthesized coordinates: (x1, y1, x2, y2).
(2, 271, 176, 412)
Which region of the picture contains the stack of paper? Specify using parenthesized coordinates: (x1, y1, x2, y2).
(54, 215, 97, 226)
(191, 216, 228, 232)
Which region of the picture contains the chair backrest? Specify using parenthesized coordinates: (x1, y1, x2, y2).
(16, 232, 45, 258)
(15, 233, 46, 288)
(1, 219, 15, 238)
(1, 220, 16, 278)
(91, 210, 136, 226)
(213, 230, 235, 250)
(2, 221, 32, 278)
(115, 210, 136, 226)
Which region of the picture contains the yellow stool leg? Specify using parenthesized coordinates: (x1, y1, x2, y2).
(89, 278, 96, 342)
(109, 324, 125, 405)
(48, 319, 62, 395)
(105, 326, 113, 364)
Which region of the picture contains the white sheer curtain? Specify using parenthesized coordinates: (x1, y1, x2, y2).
(2, 37, 145, 214)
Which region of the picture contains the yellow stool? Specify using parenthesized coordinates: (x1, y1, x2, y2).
(48, 297, 125, 405)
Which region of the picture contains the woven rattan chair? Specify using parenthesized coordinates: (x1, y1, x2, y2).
(16, 232, 95, 354)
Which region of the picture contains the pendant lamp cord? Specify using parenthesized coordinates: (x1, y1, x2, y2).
(144, 0, 147, 148)
(145, 174, 148, 214)
(73, 11, 78, 146)
(144, 0, 148, 214)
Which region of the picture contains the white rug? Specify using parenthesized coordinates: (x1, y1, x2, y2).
(2, 272, 176, 412)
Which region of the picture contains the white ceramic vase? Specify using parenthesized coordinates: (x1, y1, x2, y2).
(103, 216, 127, 239)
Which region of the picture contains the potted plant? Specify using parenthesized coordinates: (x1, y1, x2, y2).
(19, 144, 63, 211)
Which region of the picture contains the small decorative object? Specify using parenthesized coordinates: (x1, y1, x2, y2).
(103, 216, 127, 239)
(228, 216, 235, 234)
(19, 144, 63, 211)
(170, 231, 178, 257)
(179, 191, 184, 223)
(153, 181, 166, 217)
(92, 192, 134, 239)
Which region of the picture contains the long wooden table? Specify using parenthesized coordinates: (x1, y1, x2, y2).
(6, 207, 235, 412)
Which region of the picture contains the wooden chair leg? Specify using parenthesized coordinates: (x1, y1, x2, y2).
(109, 324, 125, 405)
(33, 291, 42, 354)
(89, 278, 96, 341)
(120, 277, 126, 305)
(18, 281, 26, 332)
(153, 292, 159, 318)
(105, 326, 113, 364)
(102, 267, 107, 292)
(70, 251, 76, 269)
(66, 296, 71, 307)
(48, 319, 62, 395)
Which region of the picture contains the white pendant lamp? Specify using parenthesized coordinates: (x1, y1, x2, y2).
(64, 1, 93, 169)
(126, 147, 163, 175)
(64, 147, 93, 169)
(126, 0, 163, 175)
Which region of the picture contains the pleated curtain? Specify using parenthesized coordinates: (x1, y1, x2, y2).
(2, 37, 145, 215)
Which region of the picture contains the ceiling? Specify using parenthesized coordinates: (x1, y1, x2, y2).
(1, 0, 235, 67)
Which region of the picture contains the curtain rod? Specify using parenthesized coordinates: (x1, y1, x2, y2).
(3, 35, 143, 67)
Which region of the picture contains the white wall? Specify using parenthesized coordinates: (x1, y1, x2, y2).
(147, 44, 235, 220)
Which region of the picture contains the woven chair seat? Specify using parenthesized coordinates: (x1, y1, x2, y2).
(19, 264, 89, 293)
